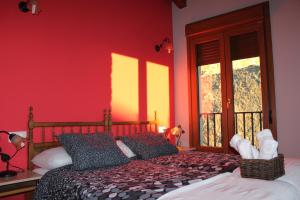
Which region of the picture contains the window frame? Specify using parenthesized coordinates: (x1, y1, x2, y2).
(186, 2, 277, 152)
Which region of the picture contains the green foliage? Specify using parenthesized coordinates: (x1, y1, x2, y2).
(199, 62, 262, 147)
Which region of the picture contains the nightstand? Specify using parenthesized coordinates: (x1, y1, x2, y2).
(177, 146, 196, 152)
(0, 170, 41, 198)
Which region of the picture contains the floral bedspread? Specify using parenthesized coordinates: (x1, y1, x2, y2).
(34, 152, 240, 200)
(149, 151, 240, 173)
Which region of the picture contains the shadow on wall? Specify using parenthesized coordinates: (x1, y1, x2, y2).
(110, 53, 170, 128)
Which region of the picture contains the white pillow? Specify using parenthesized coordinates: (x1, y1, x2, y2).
(116, 140, 136, 158)
(33, 168, 49, 176)
(32, 147, 72, 169)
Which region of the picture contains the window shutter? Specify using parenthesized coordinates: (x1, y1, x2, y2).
(230, 32, 259, 60)
(196, 40, 220, 66)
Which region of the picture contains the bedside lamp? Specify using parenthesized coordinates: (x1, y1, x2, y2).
(171, 125, 185, 146)
(158, 126, 167, 135)
(0, 130, 26, 177)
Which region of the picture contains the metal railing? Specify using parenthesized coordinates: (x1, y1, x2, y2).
(199, 112, 222, 147)
(234, 111, 263, 145)
(200, 111, 263, 147)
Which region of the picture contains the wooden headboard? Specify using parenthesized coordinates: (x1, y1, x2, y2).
(27, 106, 158, 170)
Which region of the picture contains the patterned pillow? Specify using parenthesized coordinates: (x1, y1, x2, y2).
(119, 133, 178, 160)
(58, 133, 129, 170)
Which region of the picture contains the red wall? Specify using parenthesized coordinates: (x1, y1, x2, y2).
(0, 0, 173, 171)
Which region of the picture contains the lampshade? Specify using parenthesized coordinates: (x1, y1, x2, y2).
(165, 42, 173, 54)
(0, 131, 26, 150)
(158, 126, 167, 133)
(171, 125, 185, 146)
(9, 134, 26, 150)
(171, 126, 182, 137)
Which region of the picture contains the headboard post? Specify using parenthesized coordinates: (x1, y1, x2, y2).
(108, 109, 112, 132)
(154, 110, 158, 132)
(28, 106, 34, 170)
(104, 109, 108, 131)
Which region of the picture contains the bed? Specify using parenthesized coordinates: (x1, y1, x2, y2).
(27, 107, 240, 200)
(158, 158, 300, 200)
(34, 157, 240, 200)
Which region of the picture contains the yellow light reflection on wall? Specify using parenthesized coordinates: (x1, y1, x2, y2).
(147, 62, 170, 127)
(111, 53, 139, 120)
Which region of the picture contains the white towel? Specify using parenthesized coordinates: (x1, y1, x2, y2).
(230, 134, 242, 152)
(237, 139, 253, 159)
(251, 145, 259, 159)
(257, 129, 273, 147)
(259, 139, 278, 160)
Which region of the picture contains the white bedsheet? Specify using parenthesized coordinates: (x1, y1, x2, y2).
(158, 158, 300, 200)
(278, 158, 300, 191)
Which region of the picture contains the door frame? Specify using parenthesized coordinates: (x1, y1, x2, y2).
(186, 2, 277, 152)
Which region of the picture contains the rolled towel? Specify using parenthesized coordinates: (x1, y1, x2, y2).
(251, 145, 259, 159)
(230, 134, 243, 152)
(256, 129, 273, 148)
(237, 139, 253, 159)
(259, 139, 278, 160)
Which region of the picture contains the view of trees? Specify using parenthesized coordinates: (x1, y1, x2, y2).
(198, 57, 263, 147)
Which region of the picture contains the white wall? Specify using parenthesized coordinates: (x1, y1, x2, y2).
(172, 0, 300, 157)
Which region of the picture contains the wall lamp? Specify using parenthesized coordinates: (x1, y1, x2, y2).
(155, 37, 173, 54)
(18, 0, 41, 15)
(0, 131, 26, 177)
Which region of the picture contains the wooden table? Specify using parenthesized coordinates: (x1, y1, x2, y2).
(0, 170, 41, 198)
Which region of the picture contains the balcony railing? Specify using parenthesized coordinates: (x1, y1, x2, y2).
(199, 111, 263, 147)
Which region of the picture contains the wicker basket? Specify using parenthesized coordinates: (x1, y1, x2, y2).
(240, 154, 285, 180)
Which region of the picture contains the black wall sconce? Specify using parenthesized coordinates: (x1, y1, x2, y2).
(155, 37, 173, 54)
(18, 0, 40, 15)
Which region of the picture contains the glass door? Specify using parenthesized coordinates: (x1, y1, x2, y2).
(225, 24, 270, 148)
(190, 34, 229, 152)
(197, 41, 224, 148)
(231, 55, 263, 145)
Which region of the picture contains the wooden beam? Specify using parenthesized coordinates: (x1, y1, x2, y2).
(173, 0, 187, 9)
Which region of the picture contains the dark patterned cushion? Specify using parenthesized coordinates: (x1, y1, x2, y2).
(58, 133, 129, 170)
(119, 133, 178, 160)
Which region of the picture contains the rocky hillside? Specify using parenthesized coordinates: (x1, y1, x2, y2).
(199, 62, 262, 146)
